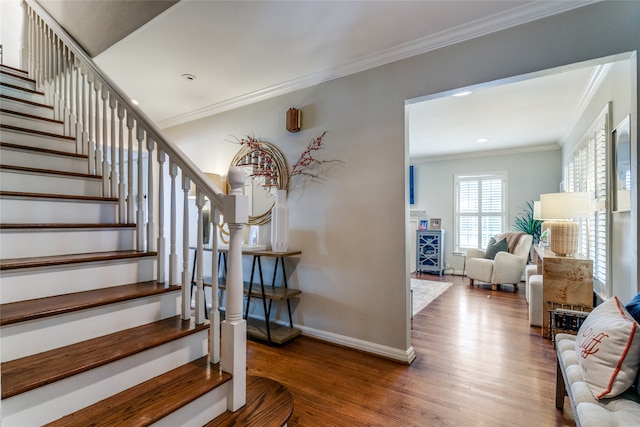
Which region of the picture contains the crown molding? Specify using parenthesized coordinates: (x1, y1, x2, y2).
(411, 143, 561, 164)
(158, 1, 598, 129)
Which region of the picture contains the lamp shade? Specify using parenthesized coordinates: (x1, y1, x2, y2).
(533, 201, 542, 220)
(540, 192, 590, 219)
(539, 192, 590, 256)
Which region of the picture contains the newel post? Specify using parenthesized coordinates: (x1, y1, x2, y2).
(221, 166, 248, 411)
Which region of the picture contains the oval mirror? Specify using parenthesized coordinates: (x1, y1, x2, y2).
(229, 140, 289, 225)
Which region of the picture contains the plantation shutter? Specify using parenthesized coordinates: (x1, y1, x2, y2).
(455, 173, 506, 252)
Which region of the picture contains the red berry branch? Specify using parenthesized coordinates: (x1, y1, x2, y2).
(290, 131, 343, 183)
(236, 131, 342, 187)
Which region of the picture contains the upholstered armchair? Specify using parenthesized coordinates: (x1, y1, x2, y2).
(466, 232, 533, 291)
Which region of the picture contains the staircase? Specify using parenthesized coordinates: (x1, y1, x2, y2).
(0, 63, 234, 426)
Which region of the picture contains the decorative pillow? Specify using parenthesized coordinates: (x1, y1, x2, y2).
(575, 296, 640, 399)
(485, 238, 508, 260)
(625, 293, 640, 324)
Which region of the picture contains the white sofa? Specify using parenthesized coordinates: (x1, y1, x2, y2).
(466, 232, 533, 291)
(556, 333, 640, 426)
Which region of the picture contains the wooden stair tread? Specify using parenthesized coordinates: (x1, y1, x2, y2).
(0, 190, 118, 202)
(0, 163, 102, 179)
(44, 356, 232, 427)
(1, 315, 209, 399)
(1, 281, 180, 326)
(206, 375, 294, 427)
(1, 65, 32, 79)
(0, 81, 43, 95)
(0, 250, 157, 270)
(0, 108, 63, 124)
(0, 142, 87, 159)
(0, 94, 53, 110)
(0, 223, 135, 230)
(0, 123, 75, 141)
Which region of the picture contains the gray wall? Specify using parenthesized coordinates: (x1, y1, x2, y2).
(165, 1, 639, 360)
(411, 148, 562, 273)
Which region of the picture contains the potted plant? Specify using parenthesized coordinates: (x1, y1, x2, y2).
(513, 200, 542, 243)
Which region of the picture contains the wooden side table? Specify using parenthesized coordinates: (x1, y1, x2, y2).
(534, 244, 593, 338)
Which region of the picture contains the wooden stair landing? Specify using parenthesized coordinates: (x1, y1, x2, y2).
(206, 375, 294, 427)
(1, 316, 208, 399)
(44, 356, 232, 427)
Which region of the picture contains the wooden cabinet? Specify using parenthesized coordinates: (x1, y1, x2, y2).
(416, 229, 445, 276)
(534, 245, 593, 338)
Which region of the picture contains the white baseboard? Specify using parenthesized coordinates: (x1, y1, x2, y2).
(293, 323, 416, 364)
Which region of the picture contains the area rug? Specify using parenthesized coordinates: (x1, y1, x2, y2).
(411, 279, 452, 316)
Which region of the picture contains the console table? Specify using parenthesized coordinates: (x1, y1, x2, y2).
(191, 248, 302, 345)
(533, 244, 594, 338)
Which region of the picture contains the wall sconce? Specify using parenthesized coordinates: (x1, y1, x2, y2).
(539, 192, 590, 256)
(286, 108, 301, 133)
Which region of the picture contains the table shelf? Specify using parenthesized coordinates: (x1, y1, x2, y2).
(192, 247, 302, 345)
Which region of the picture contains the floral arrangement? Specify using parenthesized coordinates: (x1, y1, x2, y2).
(237, 131, 342, 186)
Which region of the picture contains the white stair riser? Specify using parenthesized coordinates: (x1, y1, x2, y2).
(1, 331, 208, 427)
(1, 293, 181, 362)
(1, 111, 64, 134)
(0, 73, 35, 90)
(1, 169, 102, 197)
(153, 384, 228, 427)
(0, 228, 136, 259)
(1, 128, 76, 153)
(0, 97, 54, 119)
(0, 66, 30, 77)
(0, 146, 89, 174)
(0, 257, 157, 303)
(0, 196, 117, 224)
(0, 85, 44, 104)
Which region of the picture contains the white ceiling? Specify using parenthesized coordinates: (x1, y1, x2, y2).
(40, 0, 600, 158)
(407, 64, 599, 160)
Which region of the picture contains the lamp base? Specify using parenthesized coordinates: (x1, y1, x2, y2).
(548, 221, 579, 256)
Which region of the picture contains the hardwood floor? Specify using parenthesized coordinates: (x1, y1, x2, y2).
(246, 274, 576, 426)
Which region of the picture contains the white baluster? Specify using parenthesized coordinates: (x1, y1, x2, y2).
(101, 87, 110, 196)
(26, 6, 32, 74)
(63, 47, 71, 135)
(157, 148, 166, 283)
(221, 167, 248, 410)
(127, 113, 134, 224)
(118, 104, 126, 222)
(73, 58, 80, 143)
(109, 95, 118, 198)
(93, 80, 102, 180)
(169, 160, 178, 286)
(181, 174, 191, 320)
(87, 73, 95, 175)
(209, 206, 221, 364)
(147, 138, 156, 253)
(136, 125, 145, 251)
(53, 36, 61, 120)
(195, 189, 206, 324)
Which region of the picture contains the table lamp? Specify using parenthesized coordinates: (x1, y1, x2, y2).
(540, 192, 590, 256)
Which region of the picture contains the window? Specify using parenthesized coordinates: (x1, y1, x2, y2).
(455, 172, 507, 252)
(564, 105, 609, 298)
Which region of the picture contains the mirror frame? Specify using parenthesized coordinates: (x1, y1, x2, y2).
(230, 140, 289, 225)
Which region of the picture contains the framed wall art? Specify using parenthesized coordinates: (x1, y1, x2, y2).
(429, 218, 441, 230)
